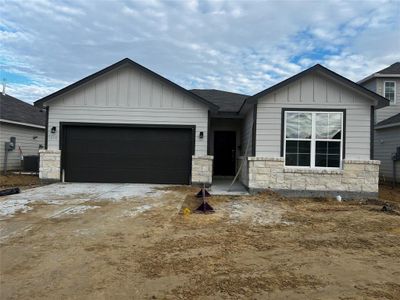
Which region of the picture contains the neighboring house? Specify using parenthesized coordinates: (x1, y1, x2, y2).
(34, 58, 388, 198)
(0, 93, 46, 171)
(359, 62, 400, 123)
(359, 62, 400, 183)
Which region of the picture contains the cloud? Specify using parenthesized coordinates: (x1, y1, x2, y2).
(0, 0, 399, 102)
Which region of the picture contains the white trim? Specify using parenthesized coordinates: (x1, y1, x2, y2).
(0, 119, 45, 129)
(383, 81, 396, 104)
(358, 73, 400, 84)
(283, 111, 343, 169)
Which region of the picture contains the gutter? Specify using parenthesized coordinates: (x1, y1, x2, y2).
(0, 119, 45, 129)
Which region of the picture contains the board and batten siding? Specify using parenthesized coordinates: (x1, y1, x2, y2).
(374, 126, 400, 182)
(0, 122, 45, 171)
(256, 73, 373, 160)
(47, 65, 209, 155)
(375, 78, 400, 123)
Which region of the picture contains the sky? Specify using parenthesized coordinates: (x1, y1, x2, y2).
(1, 0, 399, 104)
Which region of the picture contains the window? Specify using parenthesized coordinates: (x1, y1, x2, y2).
(384, 81, 396, 104)
(284, 111, 343, 168)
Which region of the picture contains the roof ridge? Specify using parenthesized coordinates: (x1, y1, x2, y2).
(190, 88, 250, 96)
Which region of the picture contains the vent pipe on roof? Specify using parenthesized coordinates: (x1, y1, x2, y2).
(2, 79, 6, 96)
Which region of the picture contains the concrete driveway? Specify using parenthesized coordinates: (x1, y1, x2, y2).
(0, 183, 177, 241)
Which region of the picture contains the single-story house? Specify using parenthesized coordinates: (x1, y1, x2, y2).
(34, 58, 389, 198)
(359, 62, 400, 183)
(0, 93, 46, 171)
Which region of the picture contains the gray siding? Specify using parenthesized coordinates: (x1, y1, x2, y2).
(47, 65, 209, 155)
(0, 122, 45, 171)
(256, 73, 373, 160)
(241, 107, 254, 156)
(375, 78, 400, 123)
(374, 126, 400, 182)
(362, 79, 377, 93)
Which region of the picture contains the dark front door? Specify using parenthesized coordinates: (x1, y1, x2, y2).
(62, 124, 193, 184)
(214, 131, 236, 176)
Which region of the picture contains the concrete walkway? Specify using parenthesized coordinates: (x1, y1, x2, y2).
(210, 177, 249, 195)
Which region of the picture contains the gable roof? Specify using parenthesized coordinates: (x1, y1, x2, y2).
(375, 113, 400, 129)
(190, 89, 249, 112)
(358, 62, 400, 84)
(34, 58, 219, 110)
(377, 62, 400, 74)
(0, 94, 46, 127)
(242, 64, 390, 111)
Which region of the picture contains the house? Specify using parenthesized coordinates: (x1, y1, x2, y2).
(359, 62, 400, 183)
(34, 58, 389, 198)
(0, 93, 46, 171)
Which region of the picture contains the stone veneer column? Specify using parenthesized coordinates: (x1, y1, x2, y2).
(191, 155, 213, 186)
(39, 150, 61, 181)
(247, 157, 380, 199)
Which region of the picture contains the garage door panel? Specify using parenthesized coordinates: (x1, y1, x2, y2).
(63, 125, 193, 184)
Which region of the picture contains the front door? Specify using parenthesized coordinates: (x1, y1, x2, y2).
(214, 131, 236, 176)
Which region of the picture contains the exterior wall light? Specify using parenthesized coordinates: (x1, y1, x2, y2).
(199, 131, 204, 139)
(51, 126, 57, 133)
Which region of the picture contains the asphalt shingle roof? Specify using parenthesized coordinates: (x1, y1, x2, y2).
(377, 62, 400, 75)
(376, 113, 400, 128)
(190, 89, 249, 112)
(0, 94, 46, 127)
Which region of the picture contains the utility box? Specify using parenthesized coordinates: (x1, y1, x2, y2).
(23, 155, 39, 172)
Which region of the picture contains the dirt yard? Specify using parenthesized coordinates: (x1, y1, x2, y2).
(0, 174, 42, 190)
(0, 183, 400, 299)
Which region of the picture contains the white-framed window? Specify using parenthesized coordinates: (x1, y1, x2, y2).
(384, 81, 396, 104)
(284, 111, 344, 169)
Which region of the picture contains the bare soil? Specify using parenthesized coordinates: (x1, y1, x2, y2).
(379, 184, 400, 204)
(0, 174, 42, 190)
(1, 186, 400, 299)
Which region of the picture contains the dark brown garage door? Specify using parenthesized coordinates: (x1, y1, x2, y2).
(61, 124, 194, 184)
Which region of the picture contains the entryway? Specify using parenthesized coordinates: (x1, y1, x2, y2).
(210, 176, 248, 195)
(213, 131, 236, 176)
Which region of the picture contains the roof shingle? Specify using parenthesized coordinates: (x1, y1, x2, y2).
(377, 62, 400, 75)
(0, 94, 46, 127)
(376, 113, 400, 128)
(190, 89, 249, 112)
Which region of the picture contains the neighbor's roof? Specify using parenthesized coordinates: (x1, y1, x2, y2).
(358, 62, 400, 84)
(242, 64, 390, 111)
(190, 89, 249, 112)
(377, 62, 400, 74)
(375, 113, 400, 129)
(0, 94, 46, 127)
(34, 58, 219, 110)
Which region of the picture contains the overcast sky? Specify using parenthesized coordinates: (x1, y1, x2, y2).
(1, 0, 399, 103)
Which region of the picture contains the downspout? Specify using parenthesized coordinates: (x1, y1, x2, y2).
(45, 106, 49, 150)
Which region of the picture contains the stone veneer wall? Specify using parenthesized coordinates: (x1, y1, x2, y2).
(39, 149, 61, 181)
(246, 157, 380, 199)
(192, 155, 213, 186)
